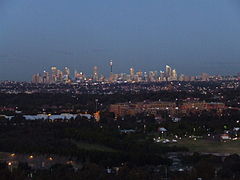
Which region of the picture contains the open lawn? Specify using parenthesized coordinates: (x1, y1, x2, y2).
(169, 139, 240, 155)
(73, 141, 118, 153)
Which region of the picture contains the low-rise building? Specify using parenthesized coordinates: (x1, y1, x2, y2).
(109, 101, 226, 117)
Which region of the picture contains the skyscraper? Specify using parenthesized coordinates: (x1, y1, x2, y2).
(57, 69, 63, 82)
(136, 71, 143, 82)
(201, 73, 209, 81)
(43, 70, 50, 84)
(130, 67, 135, 80)
(63, 67, 70, 82)
(172, 69, 177, 81)
(165, 65, 172, 80)
(32, 73, 42, 83)
(93, 66, 99, 81)
(75, 71, 85, 82)
(51, 66, 58, 83)
(160, 71, 165, 81)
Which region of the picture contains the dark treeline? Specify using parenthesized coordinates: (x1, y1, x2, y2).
(0, 154, 239, 180)
(0, 116, 184, 167)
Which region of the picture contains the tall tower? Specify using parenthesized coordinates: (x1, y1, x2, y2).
(109, 60, 113, 74)
(109, 60, 113, 81)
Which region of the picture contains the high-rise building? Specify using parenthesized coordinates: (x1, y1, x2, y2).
(136, 71, 143, 82)
(75, 71, 85, 82)
(172, 69, 177, 81)
(143, 72, 148, 81)
(159, 71, 165, 81)
(201, 73, 209, 81)
(51, 67, 57, 73)
(63, 67, 70, 76)
(165, 65, 172, 80)
(149, 71, 158, 82)
(56, 69, 63, 82)
(130, 67, 135, 80)
(32, 73, 42, 83)
(136, 71, 143, 77)
(51, 66, 58, 83)
(63, 67, 70, 82)
(43, 71, 50, 84)
(93, 66, 99, 81)
(179, 74, 184, 81)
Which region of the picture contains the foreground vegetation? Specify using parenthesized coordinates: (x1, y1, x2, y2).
(0, 116, 186, 167)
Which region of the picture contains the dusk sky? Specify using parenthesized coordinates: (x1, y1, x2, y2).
(1, 0, 240, 81)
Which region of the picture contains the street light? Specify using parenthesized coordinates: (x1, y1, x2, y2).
(8, 162, 13, 172)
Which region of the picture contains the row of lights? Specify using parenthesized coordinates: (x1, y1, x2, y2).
(9, 153, 53, 161)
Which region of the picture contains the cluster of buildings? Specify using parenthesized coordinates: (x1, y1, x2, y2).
(32, 67, 71, 84)
(108, 65, 178, 82)
(32, 61, 240, 84)
(109, 101, 226, 117)
(32, 63, 180, 83)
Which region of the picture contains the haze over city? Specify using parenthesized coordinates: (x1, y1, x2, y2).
(1, 0, 240, 81)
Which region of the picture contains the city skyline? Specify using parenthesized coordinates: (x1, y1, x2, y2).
(31, 62, 240, 84)
(32, 63, 180, 83)
(1, 57, 240, 81)
(1, 0, 240, 81)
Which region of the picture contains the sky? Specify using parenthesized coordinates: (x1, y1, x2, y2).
(1, 0, 240, 81)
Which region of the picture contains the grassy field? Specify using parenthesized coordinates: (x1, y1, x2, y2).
(73, 141, 118, 153)
(169, 139, 240, 154)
